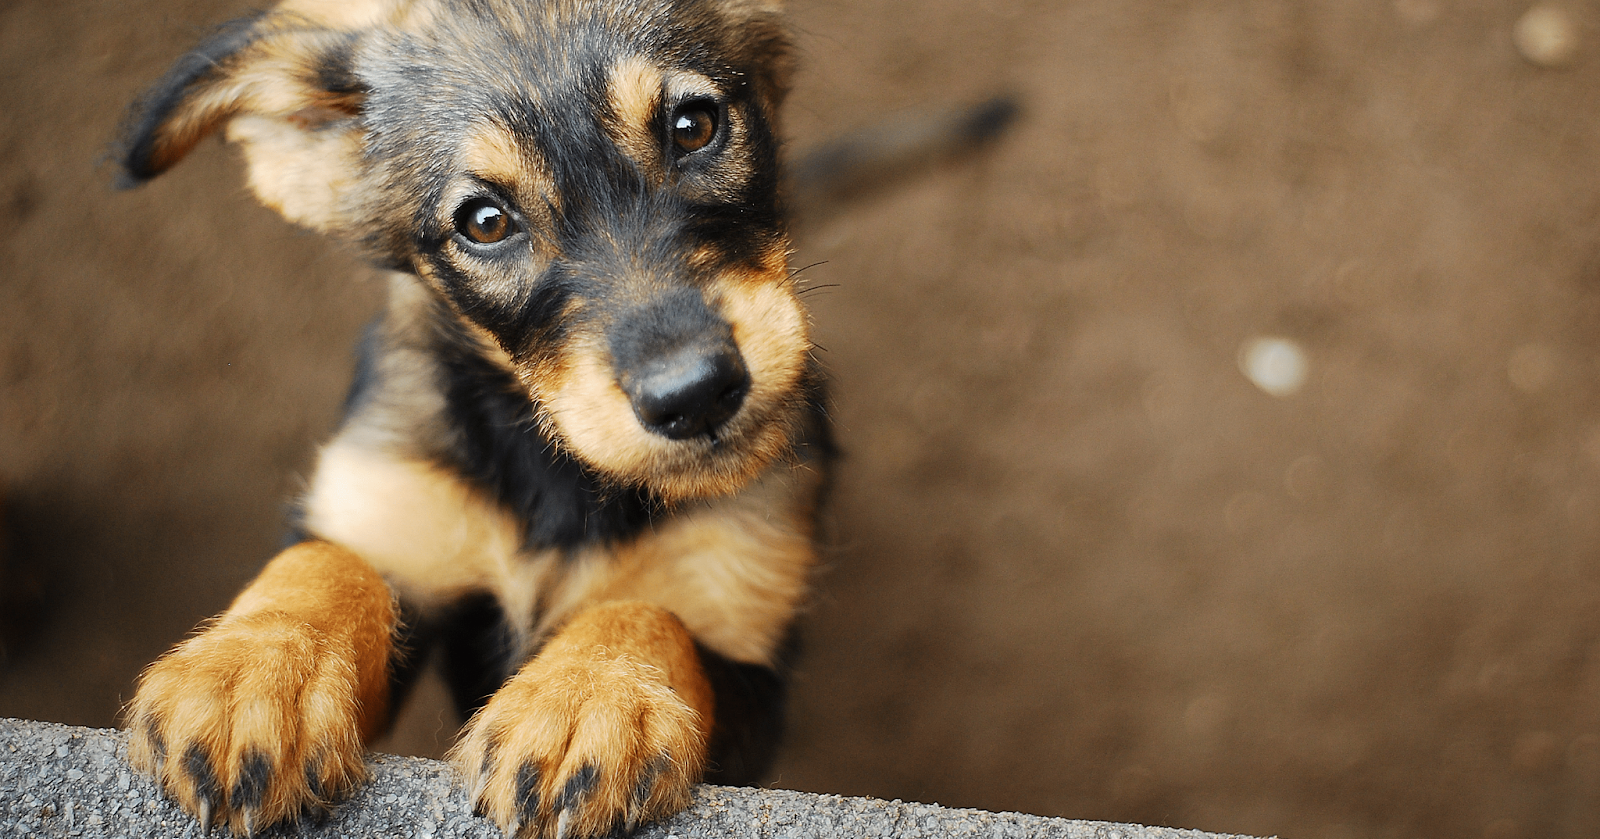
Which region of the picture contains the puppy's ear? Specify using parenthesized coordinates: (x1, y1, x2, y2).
(712, 0, 793, 112)
(117, 13, 368, 233)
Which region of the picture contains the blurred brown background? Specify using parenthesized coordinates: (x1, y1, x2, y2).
(4, 1, 1600, 838)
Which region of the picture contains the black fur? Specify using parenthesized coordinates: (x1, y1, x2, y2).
(697, 638, 793, 786)
(386, 591, 521, 722)
(435, 592, 522, 718)
(311, 37, 368, 101)
(116, 12, 268, 186)
(430, 317, 662, 550)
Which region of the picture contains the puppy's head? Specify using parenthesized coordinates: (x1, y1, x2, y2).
(120, 0, 811, 503)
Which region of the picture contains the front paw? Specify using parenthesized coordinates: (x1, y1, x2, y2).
(452, 647, 709, 839)
(125, 612, 368, 835)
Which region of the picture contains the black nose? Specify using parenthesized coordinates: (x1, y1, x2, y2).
(623, 342, 750, 440)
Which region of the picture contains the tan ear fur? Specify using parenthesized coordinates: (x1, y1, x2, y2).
(712, 0, 785, 16)
(119, 12, 375, 232)
(273, 0, 440, 35)
(226, 113, 367, 232)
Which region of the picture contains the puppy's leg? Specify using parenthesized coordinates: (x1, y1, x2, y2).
(125, 540, 396, 835)
(453, 601, 713, 839)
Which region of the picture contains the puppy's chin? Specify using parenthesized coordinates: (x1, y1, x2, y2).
(533, 337, 802, 503)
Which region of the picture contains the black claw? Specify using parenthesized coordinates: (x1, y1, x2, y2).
(301, 754, 337, 825)
(144, 719, 169, 778)
(184, 742, 223, 831)
(479, 735, 500, 778)
(145, 718, 167, 760)
(631, 756, 666, 810)
(470, 737, 497, 791)
(231, 749, 272, 810)
(556, 763, 599, 812)
(624, 756, 668, 834)
(304, 756, 324, 800)
(514, 762, 541, 825)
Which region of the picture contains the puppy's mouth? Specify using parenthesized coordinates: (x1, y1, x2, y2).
(526, 282, 809, 503)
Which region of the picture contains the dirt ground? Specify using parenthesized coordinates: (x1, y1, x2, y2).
(3, 1, 1599, 838)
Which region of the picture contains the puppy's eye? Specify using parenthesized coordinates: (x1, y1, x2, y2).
(454, 197, 516, 245)
(670, 100, 719, 155)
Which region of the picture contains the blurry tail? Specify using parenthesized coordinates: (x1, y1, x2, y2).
(786, 95, 1019, 224)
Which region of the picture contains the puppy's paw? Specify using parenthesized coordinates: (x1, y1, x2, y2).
(125, 612, 368, 835)
(453, 645, 709, 839)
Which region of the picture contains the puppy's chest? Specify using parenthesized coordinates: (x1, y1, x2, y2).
(301, 433, 819, 666)
(301, 438, 629, 632)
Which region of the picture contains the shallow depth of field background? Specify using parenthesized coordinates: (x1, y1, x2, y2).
(3, 2, 1600, 838)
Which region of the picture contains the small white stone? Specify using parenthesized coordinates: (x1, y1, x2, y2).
(1240, 336, 1309, 397)
(1514, 5, 1579, 67)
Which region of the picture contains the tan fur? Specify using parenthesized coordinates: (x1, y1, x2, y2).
(303, 441, 554, 628)
(461, 124, 531, 188)
(710, 269, 810, 421)
(278, 0, 438, 31)
(226, 115, 364, 232)
(451, 601, 711, 839)
(569, 461, 822, 665)
(539, 331, 679, 488)
(458, 124, 561, 230)
(534, 263, 807, 503)
(305, 427, 817, 666)
(606, 57, 665, 172)
(536, 335, 776, 503)
(604, 61, 762, 196)
(125, 541, 397, 834)
(702, 0, 794, 126)
(142, 27, 361, 177)
(713, 0, 786, 19)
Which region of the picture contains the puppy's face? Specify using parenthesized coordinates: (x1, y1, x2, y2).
(123, 0, 808, 502)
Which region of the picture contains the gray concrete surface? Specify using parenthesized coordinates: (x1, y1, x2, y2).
(0, 718, 1264, 839)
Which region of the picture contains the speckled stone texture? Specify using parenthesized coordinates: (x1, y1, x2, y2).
(0, 718, 1263, 839)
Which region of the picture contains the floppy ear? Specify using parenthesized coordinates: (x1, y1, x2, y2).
(116, 12, 369, 233)
(711, 0, 793, 113)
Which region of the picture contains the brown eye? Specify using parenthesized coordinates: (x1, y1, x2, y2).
(454, 197, 515, 245)
(670, 101, 718, 154)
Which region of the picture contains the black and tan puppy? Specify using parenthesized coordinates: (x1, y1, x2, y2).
(118, 0, 825, 836)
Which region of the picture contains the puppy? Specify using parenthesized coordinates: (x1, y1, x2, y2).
(117, 1, 826, 837)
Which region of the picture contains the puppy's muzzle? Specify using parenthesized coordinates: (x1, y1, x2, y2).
(612, 289, 751, 441)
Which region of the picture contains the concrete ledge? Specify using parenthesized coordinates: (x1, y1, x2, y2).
(1, 718, 1264, 838)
